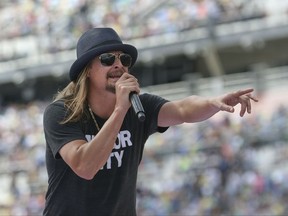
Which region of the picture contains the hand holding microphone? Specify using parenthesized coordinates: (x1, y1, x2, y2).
(116, 73, 145, 122)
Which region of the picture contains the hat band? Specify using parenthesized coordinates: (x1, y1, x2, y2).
(88, 40, 122, 52)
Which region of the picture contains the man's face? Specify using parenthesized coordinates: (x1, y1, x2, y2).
(88, 51, 130, 94)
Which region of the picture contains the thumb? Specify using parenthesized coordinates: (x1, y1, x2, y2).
(220, 104, 234, 113)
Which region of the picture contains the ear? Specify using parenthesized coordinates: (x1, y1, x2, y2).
(86, 60, 94, 78)
(86, 66, 92, 78)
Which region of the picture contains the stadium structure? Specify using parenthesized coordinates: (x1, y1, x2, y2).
(0, 0, 287, 104)
(1, 0, 288, 215)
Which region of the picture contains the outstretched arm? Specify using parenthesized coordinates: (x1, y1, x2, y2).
(158, 88, 258, 127)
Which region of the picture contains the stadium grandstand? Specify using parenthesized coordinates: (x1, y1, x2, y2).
(0, 0, 288, 215)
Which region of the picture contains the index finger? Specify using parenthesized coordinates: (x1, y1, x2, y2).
(233, 88, 254, 97)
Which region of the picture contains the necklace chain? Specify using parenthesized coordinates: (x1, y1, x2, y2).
(88, 105, 100, 131)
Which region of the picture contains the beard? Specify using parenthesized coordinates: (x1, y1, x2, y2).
(106, 83, 116, 94)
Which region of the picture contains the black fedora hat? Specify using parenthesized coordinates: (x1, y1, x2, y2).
(69, 27, 138, 81)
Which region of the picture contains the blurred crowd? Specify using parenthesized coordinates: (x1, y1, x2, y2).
(0, 95, 288, 215)
(0, 0, 268, 62)
(0, 102, 47, 215)
(137, 103, 288, 215)
(0, 0, 267, 39)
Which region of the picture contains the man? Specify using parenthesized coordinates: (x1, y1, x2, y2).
(43, 27, 258, 216)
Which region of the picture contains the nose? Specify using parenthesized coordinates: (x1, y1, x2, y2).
(113, 53, 124, 67)
(113, 57, 122, 67)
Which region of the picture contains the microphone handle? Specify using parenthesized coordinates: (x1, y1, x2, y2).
(129, 93, 146, 122)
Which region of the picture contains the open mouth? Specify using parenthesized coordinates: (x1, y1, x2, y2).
(107, 73, 123, 81)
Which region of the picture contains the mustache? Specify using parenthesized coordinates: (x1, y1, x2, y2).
(106, 71, 124, 79)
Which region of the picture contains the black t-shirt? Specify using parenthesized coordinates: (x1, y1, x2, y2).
(43, 93, 168, 216)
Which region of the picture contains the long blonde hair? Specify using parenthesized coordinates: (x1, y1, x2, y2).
(54, 65, 90, 124)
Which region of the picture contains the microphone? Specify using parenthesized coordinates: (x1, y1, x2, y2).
(129, 92, 146, 122)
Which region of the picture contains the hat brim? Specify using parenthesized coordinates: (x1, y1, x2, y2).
(69, 43, 138, 81)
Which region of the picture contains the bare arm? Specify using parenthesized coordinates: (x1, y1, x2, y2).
(158, 88, 258, 127)
(59, 107, 127, 180)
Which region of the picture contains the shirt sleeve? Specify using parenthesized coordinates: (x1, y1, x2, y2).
(140, 93, 170, 135)
(43, 100, 86, 159)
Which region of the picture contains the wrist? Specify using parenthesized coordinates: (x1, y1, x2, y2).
(208, 98, 221, 113)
